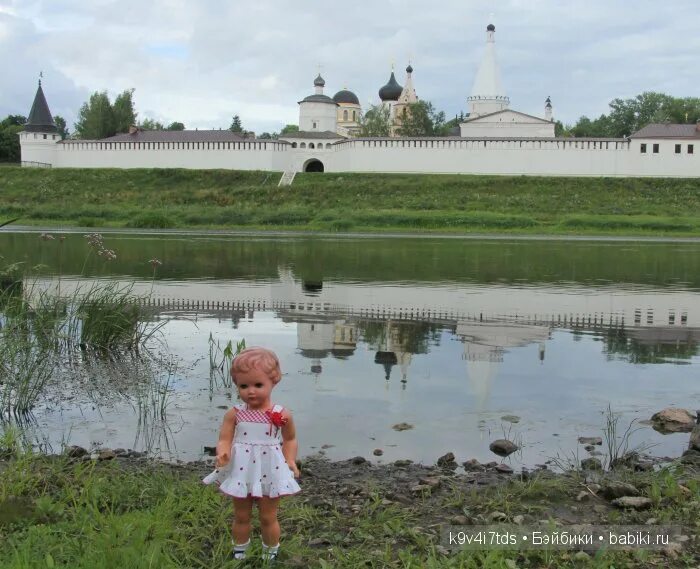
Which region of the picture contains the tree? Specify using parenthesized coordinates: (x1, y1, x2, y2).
(569, 114, 610, 138)
(229, 115, 243, 133)
(258, 132, 273, 139)
(166, 121, 185, 131)
(139, 118, 165, 130)
(53, 115, 69, 139)
(554, 120, 569, 137)
(569, 92, 700, 138)
(112, 89, 137, 133)
(359, 104, 391, 137)
(0, 115, 26, 162)
(74, 91, 116, 139)
(396, 101, 448, 137)
(279, 124, 299, 135)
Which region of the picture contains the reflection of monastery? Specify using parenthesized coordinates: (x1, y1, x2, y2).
(38, 271, 700, 399)
(20, 24, 700, 177)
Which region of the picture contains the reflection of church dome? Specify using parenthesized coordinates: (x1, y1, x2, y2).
(379, 72, 403, 101)
(333, 89, 360, 105)
(300, 349, 330, 359)
(302, 281, 323, 295)
(375, 351, 398, 379)
(331, 347, 356, 359)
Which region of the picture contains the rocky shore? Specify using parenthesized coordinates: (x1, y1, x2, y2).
(7, 441, 691, 566)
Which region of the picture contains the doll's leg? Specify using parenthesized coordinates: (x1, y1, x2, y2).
(232, 497, 254, 545)
(258, 496, 281, 553)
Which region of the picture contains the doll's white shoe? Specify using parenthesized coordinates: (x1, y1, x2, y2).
(262, 543, 279, 563)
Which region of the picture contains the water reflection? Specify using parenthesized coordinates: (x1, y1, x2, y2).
(1, 232, 699, 466)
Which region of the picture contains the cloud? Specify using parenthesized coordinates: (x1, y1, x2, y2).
(1, 0, 698, 132)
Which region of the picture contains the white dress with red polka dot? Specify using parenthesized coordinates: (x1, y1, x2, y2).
(203, 403, 301, 499)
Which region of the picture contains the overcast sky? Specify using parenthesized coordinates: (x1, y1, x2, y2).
(1, 0, 698, 134)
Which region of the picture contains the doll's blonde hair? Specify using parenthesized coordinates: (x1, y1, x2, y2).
(231, 347, 282, 384)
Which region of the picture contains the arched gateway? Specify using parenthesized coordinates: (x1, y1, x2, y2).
(304, 159, 324, 173)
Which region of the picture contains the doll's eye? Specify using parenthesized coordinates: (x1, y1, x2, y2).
(255, 383, 263, 388)
(239, 384, 248, 389)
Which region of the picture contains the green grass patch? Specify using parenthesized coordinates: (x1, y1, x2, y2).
(0, 455, 697, 567)
(1, 167, 700, 235)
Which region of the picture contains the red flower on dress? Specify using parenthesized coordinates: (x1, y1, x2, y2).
(266, 410, 287, 428)
(265, 409, 288, 436)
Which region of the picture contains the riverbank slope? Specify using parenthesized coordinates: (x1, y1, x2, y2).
(0, 452, 698, 567)
(2, 167, 700, 235)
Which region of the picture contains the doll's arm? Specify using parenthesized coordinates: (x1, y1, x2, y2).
(281, 411, 299, 478)
(215, 407, 237, 468)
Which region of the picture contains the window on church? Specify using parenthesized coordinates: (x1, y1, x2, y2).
(309, 143, 315, 149)
(43, 134, 47, 139)
(675, 144, 681, 154)
(653, 143, 659, 154)
(312, 122, 317, 129)
(352, 111, 356, 121)
(343, 110, 348, 121)
(640, 144, 647, 153)
(689, 145, 694, 154)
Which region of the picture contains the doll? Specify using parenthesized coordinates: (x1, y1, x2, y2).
(203, 346, 301, 561)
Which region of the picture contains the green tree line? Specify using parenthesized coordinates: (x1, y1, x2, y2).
(560, 92, 700, 138)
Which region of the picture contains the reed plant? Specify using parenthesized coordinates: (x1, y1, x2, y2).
(0, 241, 167, 416)
(208, 335, 245, 390)
(0, 334, 54, 417)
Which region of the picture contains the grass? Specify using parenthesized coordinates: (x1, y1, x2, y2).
(1, 167, 700, 235)
(0, 454, 697, 568)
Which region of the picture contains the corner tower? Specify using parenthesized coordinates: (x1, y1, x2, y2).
(19, 78, 60, 167)
(467, 24, 510, 117)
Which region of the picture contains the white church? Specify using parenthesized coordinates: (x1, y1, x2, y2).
(19, 24, 700, 178)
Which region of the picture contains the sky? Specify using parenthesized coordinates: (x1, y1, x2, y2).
(1, 0, 699, 135)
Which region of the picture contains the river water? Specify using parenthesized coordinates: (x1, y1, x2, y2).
(1, 230, 699, 468)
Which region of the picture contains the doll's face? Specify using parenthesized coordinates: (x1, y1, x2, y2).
(234, 368, 275, 410)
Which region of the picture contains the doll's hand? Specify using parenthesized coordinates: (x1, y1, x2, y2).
(287, 461, 300, 478)
(216, 443, 231, 468)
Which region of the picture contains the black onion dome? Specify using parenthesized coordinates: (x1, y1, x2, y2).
(545, 96, 552, 107)
(333, 89, 360, 105)
(406, 64, 413, 74)
(378, 72, 403, 101)
(487, 23, 496, 31)
(314, 74, 325, 87)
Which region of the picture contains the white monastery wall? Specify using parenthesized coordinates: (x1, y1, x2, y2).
(19, 131, 61, 165)
(21, 136, 700, 177)
(48, 140, 289, 170)
(323, 138, 700, 177)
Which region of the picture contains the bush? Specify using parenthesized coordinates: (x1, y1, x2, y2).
(77, 217, 99, 228)
(127, 212, 176, 229)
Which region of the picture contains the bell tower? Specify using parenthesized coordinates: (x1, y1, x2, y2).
(467, 24, 510, 117)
